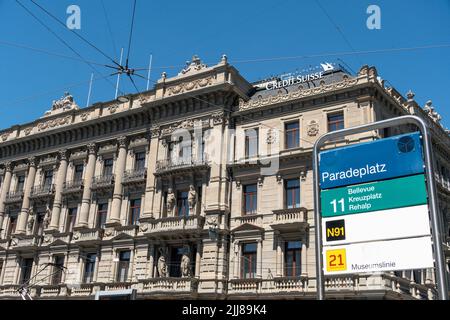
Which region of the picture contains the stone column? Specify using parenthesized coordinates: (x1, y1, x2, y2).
(148, 244, 155, 278)
(234, 242, 240, 279)
(276, 237, 282, 277)
(49, 150, 69, 231)
(301, 241, 308, 276)
(143, 128, 160, 218)
(257, 239, 263, 279)
(195, 240, 202, 279)
(109, 136, 128, 224)
(0, 162, 13, 234)
(78, 144, 97, 228)
(16, 157, 38, 235)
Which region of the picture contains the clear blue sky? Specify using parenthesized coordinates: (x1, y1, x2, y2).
(0, 0, 449, 130)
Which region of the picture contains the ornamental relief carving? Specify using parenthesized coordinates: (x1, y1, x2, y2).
(161, 118, 210, 136)
(80, 112, 91, 121)
(24, 127, 33, 136)
(307, 120, 319, 137)
(166, 76, 214, 97)
(37, 115, 72, 132)
(238, 77, 359, 111)
(1, 132, 11, 141)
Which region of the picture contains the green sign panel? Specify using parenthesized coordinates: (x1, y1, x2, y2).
(321, 174, 428, 218)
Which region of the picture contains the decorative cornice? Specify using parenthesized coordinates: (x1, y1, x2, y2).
(58, 149, 69, 161)
(28, 156, 37, 167)
(151, 124, 161, 139)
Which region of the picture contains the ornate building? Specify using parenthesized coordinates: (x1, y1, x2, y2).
(0, 55, 448, 300)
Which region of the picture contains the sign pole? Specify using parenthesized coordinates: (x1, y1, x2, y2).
(313, 115, 449, 300)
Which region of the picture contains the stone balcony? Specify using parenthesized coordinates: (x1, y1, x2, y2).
(91, 174, 115, 190)
(155, 156, 209, 176)
(73, 228, 104, 245)
(270, 207, 309, 231)
(142, 215, 205, 238)
(140, 278, 199, 295)
(122, 169, 147, 185)
(5, 190, 24, 204)
(62, 180, 84, 195)
(10, 235, 42, 250)
(42, 232, 72, 246)
(69, 283, 102, 298)
(30, 184, 55, 199)
(103, 225, 138, 240)
(230, 214, 264, 230)
(39, 285, 70, 298)
(0, 285, 22, 299)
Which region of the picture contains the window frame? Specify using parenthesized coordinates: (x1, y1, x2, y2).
(116, 251, 131, 283)
(73, 164, 84, 182)
(103, 158, 114, 177)
(66, 207, 77, 233)
(285, 178, 301, 209)
(243, 184, 258, 215)
(134, 151, 146, 171)
(177, 191, 190, 217)
(327, 112, 345, 132)
(241, 243, 257, 279)
(285, 121, 300, 149)
(83, 253, 97, 284)
(96, 203, 108, 229)
(284, 241, 302, 277)
(128, 198, 141, 225)
(51, 255, 65, 285)
(244, 129, 259, 159)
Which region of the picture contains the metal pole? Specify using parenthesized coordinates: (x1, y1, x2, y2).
(313, 115, 448, 300)
(146, 54, 153, 91)
(86, 73, 94, 108)
(115, 47, 124, 99)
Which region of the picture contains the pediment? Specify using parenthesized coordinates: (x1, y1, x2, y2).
(111, 232, 135, 241)
(231, 223, 264, 234)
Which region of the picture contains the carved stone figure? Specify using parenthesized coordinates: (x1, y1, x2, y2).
(43, 204, 51, 229)
(27, 215, 35, 233)
(188, 185, 197, 212)
(166, 188, 176, 216)
(180, 247, 192, 278)
(157, 248, 168, 277)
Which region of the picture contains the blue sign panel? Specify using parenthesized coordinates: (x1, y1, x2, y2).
(319, 132, 424, 189)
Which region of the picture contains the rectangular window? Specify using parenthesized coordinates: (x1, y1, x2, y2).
(177, 191, 189, 217)
(129, 199, 141, 225)
(83, 253, 96, 284)
(8, 213, 18, 237)
(116, 251, 131, 282)
(285, 122, 300, 149)
(327, 112, 344, 132)
(43, 170, 53, 187)
(103, 158, 114, 176)
(245, 129, 259, 158)
(16, 175, 25, 192)
(51, 256, 65, 285)
(285, 179, 300, 209)
(285, 241, 302, 277)
(241, 243, 257, 279)
(74, 164, 84, 182)
(96, 203, 108, 229)
(243, 184, 257, 215)
(20, 258, 34, 284)
(66, 208, 77, 233)
(134, 152, 146, 171)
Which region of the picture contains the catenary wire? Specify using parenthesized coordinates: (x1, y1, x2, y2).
(100, 0, 119, 59)
(29, 0, 120, 67)
(16, 0, 126, 97)
(125, 0, 137, 68)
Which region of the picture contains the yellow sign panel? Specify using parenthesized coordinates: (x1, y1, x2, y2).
(326, 249, 347, 272)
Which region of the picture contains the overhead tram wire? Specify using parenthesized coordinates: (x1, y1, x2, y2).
(100, 0, 119, 59)
(29, 0, 120, 68)
(16, 0, 126, 97)
(125, 0, 137, 70)
(15, 0, 123, 94)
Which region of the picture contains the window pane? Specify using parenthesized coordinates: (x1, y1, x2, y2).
(285, 179, 300, 209)
(129, 199, 141, 225)
(74, 165, 84, 181)
(97, 204, 108, 229)
(177, 191, 189, 216)
(241, 243, 257, 279)
(328, 113, 344, 132)
(245, 129, 259, 158)
(103, 159, 114, 176)
(244, 184, 257, 214)
(285, 241, 302, 277)
(51, 256, 65, 285)
(135, 152, 146, 170)
(285, 122, 300, 149)
(20, 258, 34, 284)
(83, 254, 96, 283)
(67, 208, 77, 232)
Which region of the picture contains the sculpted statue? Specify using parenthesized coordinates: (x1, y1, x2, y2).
(188, 185, 197, 212)
(27, 215, 35, 233)
(43, 204, 51, 229)
(166, 188, 176, 216)
(180, 246, 192, 278)
(157, 248, 168, 277)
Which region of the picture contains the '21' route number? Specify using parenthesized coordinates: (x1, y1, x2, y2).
(330, 198, 345, 213)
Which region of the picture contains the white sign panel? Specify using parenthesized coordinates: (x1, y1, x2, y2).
(323, 236, 434, 275)
(322, 205, 431, 246)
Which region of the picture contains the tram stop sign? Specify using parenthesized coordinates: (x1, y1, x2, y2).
(318, 132, 434, 275)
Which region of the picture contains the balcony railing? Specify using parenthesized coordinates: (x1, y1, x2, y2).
(30, 184, 55, 198)
(155, 155, 209, 174)
(144, 215, 204, 236)
(122, 168, 147, 184)
(73, 228, 104, 244)
(91, 174, 115, 189)
(5, 190, 24, 204)
(141, 278, 198, 294)
(10, 235, 42, 249)
(270, 207, 309, 231)
(62, 180, 84, 194)
(231, 214, 264, 230)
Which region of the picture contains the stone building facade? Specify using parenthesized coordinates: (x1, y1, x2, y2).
(0, 55, 448, 300)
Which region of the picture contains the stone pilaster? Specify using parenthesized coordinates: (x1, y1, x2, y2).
(108, 136, 128, 225)
(16, 157, 38, 235)
(78, 144, 97, 228)
(0, 162, 13, 235)
(142, 128, 160, 219)
(49, 150, 69, 231)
